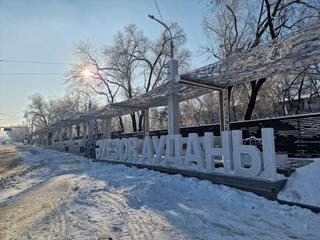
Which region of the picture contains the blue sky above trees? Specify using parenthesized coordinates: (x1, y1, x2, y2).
(0, 0, 208, 126)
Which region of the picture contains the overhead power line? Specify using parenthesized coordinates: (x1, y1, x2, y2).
(0, 72, 66, 75)
(0, 59, 73, 65)
(0, 111, 24, 114)
(154, 0, 164, 22)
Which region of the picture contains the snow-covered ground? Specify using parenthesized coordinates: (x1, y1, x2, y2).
(0, 145, 320, 240)
(279, 160, 320, 208)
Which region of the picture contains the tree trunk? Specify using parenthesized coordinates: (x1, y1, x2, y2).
(232, 91, 237, 121)
(130, 113, 137, 132)
(118, 116, 124, 131)
(244, 78, 266, 120)
(295, 77, 305, 114)
(138, 111, 143, 131)
(227, 86, 233, 121)
(76, 123, 80, 136)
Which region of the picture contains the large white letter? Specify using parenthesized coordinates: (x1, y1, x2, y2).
(204, 131, 233, 173)
(261, 128, 278, 180)
(141, 136, 154, 163)
(164, 134, 182, 168)
(95, 139, 103, 159)
(112, 139, 120, 160)
(232, 130, 262, 177)
(128, 138, 139, 162)
(152, 135, 166, 165)
(105, 139, 114, 160)
(185, 133, 204, 171)
(100, 140, 109, 160)
(119, 138, 128, 161)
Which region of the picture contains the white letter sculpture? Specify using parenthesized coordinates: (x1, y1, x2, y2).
(119, 138, 128, 161)
(152, 136, 166, 164)
(128, 138, 139, 162)
(142, 136, 154, 163)
(185, 133, 205, 171)
(95, 128, 278, 181)
(232, 130, 262, 177)
(261, 128, 278, 180)
(164, 134, 182, 168)
(112, 139, 120, 160)
(204, 131, 233, 173)
(95, 140, 103, 159)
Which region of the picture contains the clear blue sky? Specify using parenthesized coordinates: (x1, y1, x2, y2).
(0, 0, 209, 126)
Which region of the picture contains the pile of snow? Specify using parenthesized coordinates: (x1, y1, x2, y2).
(278, 160, 320, 207)
(74, 160, 320, 240)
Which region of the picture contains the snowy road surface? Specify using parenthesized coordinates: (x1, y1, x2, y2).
(0, 145, 319, 240)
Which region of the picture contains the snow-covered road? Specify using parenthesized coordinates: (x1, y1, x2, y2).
(0, 145, 319, 240)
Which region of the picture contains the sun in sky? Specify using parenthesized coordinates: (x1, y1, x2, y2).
(81, 68, 92, 79)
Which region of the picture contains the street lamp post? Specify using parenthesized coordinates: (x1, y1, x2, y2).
(148, 14, 174, 59)
(148, 14, 180, 135)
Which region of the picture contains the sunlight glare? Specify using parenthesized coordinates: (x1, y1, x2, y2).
(81, 68, 92, 78)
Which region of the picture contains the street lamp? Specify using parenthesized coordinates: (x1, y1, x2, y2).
(148, 15, 179, 135)
(148, 14, 174, 59)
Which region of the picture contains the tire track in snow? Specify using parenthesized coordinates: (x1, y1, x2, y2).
(104, 191, 153, 239)
(0, 174, 76, 240)
(69, 182, 153, 239)
(70, 175, 183, 240)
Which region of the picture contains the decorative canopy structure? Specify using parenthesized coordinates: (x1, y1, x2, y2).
(108, 81, 211, 110)
(44, 81, 211, 129)
(180, 20, 320, 88)
(32, 20, 320, 137)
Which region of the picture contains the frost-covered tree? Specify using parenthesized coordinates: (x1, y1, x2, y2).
(24, 90, 95, 134)
(69, 23, 190, 132)
(203, 0, 320, 120)
(24, 93, 50, 130)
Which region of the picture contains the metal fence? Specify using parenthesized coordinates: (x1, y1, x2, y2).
(230, 113, 320, 158)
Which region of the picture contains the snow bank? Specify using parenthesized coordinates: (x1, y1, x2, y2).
(278, 160, 320, 207)
(77, 162, 320, 240)
(2, 146, 320, 239)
